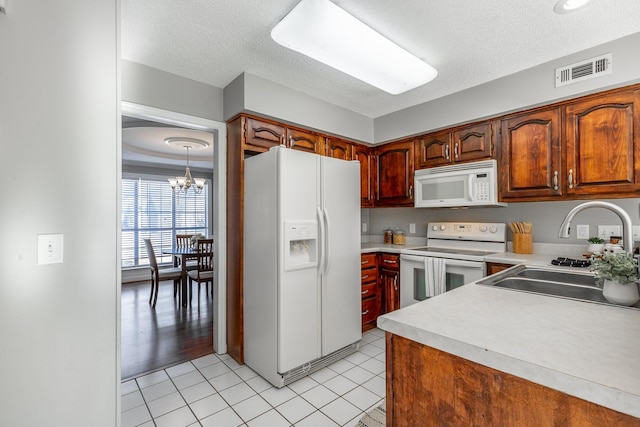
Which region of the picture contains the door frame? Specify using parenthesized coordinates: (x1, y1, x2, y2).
(121, 101, 227, 355)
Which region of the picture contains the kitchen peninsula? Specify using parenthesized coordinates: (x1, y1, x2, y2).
(378, 281, 640, 426)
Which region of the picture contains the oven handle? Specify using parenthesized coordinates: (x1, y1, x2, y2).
(400, 254, 484, 269)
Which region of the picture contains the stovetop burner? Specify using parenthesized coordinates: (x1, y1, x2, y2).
(550, 257, 592, 268)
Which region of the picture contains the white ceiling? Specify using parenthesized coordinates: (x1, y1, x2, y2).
(121, 0, 640, 119)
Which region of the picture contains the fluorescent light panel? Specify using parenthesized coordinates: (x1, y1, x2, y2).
(271, 0, 437, 95)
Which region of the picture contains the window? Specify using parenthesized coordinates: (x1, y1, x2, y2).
(122, 175, 209, 268)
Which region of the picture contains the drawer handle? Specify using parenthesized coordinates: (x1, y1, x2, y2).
(362, 289, 369, 295)
(362, 310, 369, 315)
(383, 259, 397, 264)
(568, 169, 574, 189)
(553, 170, 558, 191)
(362, 274, 369, 280)
(361, 260, 367, 265)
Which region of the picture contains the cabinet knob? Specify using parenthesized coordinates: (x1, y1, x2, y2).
(445, 144, 450, 160)
(454, 142, 459, 159)
(553, 170, 558, 191)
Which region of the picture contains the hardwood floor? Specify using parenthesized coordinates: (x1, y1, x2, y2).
(121, 279, 214, 381)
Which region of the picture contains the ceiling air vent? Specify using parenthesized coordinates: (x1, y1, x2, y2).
(555, 53, 612, 88)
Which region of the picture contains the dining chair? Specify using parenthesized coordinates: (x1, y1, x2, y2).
(187, 238, 214, 304)
(176, 233, 198, 271)
(144, 238, 182, 308)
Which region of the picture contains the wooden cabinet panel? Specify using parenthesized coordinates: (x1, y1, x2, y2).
(565, 89, 640, 195)
(244, 117, 285, 153)
(361, 297, 379, 327)
(325, 138, 352, 160)
(415, 123, 493, 169)
(353, 144, 375, 207)
(486, 262, 514, 275)
(415, 132, 451, 168)
(386, 334, 640, 427)
(375, 141, 414, 206)
(453, 122, 493, 163)
(361, 253, 377, 269)
(379, 253, 399, 270)
(381, 267, 400, 313)
(500, 108, 562, 200)
(361, 253, 379, 332)
(286, 128, 324, 154)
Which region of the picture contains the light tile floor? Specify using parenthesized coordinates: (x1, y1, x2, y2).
(121, 328, 386, 427)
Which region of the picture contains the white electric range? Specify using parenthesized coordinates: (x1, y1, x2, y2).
(400, 222, 507, 307)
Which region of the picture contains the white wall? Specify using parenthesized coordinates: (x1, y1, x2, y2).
(375, 32, 640, 143)
(123, 60, 224, 122)
(0, 1, 119, 426)
(224, 72, 375, 143)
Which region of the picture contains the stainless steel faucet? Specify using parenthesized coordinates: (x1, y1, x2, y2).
(558, 201, 633, 254)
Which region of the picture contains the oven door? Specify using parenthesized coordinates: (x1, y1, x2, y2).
(400, 254, 486, 308)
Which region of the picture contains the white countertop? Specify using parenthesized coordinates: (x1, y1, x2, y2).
(378, 275, 640, 417)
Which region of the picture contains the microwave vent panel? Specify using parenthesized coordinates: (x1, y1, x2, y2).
(555, 53, 612, 88)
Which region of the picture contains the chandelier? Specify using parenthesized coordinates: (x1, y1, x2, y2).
(165, 137, 208, 194)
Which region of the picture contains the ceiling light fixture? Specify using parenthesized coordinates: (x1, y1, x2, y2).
(165, 137, 208, 194)
(271, 0, 437, 95)
(554, 0, 595, 14)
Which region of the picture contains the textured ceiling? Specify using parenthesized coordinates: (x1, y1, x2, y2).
(121, 0, 640, 119)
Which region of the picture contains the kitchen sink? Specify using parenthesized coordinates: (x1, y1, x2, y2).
(477, 265, 639, 309)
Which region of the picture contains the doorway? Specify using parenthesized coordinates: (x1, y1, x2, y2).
(120, 101, 227, 380)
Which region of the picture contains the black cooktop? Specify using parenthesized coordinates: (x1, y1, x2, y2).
(550, 257, 591, 268)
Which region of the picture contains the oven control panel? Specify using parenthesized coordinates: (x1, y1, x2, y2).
(427, 222, 507, 242)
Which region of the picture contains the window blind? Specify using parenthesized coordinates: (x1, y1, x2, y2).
(122, 176, 209, 268)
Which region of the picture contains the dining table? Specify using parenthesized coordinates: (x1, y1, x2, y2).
(162, 246, 198, 307)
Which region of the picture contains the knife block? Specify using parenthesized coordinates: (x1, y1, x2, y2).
(513, 233, 533, 254)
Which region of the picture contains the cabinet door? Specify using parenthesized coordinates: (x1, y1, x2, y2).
(286, 128, 324, 155)
(500, 108, 562, 200)
(326, 138, 352, 160)
(565, 90, 640, 196)
(375, 141, 414, 206)
(353, 144, 375, 207)
(381, 268, 400, 313)
(415, 132, 452, 169)
(244, 117, 285, 153)
(453, 122, 493, 163)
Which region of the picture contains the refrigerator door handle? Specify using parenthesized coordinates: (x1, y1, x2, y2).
(322, 207, 331, 276)
(317, 207, 326, 276)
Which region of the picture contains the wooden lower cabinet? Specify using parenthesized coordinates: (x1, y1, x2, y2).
(379, 253, 400, 314)
(361, 253, 380, 331)
(486, 262, 515, 275)
(386, 333, 640, 427)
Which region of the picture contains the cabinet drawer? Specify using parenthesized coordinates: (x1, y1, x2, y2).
(362, 297, 379, 325)
(361, 253, 377, 268)
(361, 267, 377, 285)
(379, 254, 399, 270)
(361, 282, 378, 299)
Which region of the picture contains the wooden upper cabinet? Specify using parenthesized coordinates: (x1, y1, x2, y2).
(286, 128, 324, 155)
(244, 117, 285, 153)
(375, 140, 414, 206)
(415, 122, 493, 169)
(325, 138, 353, 160)
(353, 144, 375, 207)
(499, 108, 562, 200)
(415, 132, 451, 168)
(564, 89, 640, 196)
(453, 122, 493, 163)
(243, 116, 324, 155)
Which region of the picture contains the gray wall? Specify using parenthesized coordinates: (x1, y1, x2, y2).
(375, 32, 640, 143)
(365, 198, 640, 246)
(123, 60, 225, 122)
(0, 1, 118, 426)
(224, 72, 375, 143)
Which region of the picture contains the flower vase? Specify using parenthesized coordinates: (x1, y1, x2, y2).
(602, 279, 640, 306)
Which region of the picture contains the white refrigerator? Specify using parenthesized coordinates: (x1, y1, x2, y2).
(244, 146, 362, 387)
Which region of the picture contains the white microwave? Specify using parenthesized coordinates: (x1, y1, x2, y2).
(414, 159, 506, 208)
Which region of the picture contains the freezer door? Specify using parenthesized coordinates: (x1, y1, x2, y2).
(277, 148, 322, 372)
(320, 156, 362, 355)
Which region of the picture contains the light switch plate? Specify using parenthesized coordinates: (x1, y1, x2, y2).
(633, 225, 640, 240)
(362, 222, 367, 233)
(409, 223, 416, 234)
(576, 224, 589, 239)
(38, 234, 64, 265)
